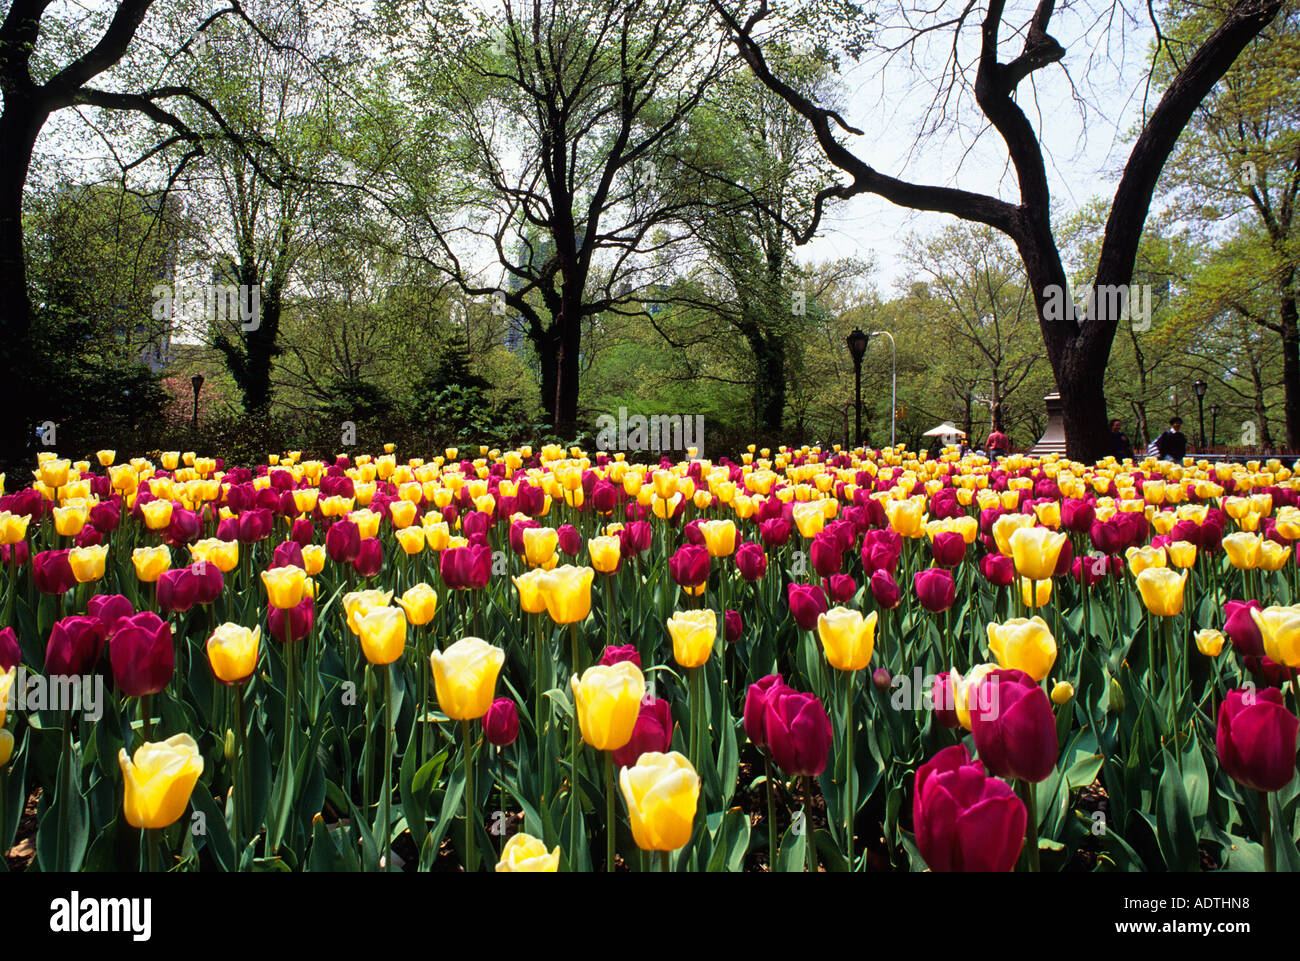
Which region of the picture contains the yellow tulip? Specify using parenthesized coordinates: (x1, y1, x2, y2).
(1050, 681, 1074, 705)
(1135, 567, 1188, 617)
(792, 500, 826, 538)
(96, 450, 115, 467)
(207, 624, 260, 685)
(430, 636, 505, 720)
(132, 545, 172, 583)
(118, 734, 204, 829)
(620, 752, 701, 851)
(52, 504, 89, 537)
(816, 607, 877, 672)
(495, 833, 561, 872)
(38, 458, 70, 488)
(991, 513, 1035, 557)
(357, 606, 407, 665)
(522, 527, 559, 568)
(395, 526, 426, 555)
(0, 728, 12, 767)
(1194, 629, 1225, 658)
(388, 500, 417, 529)
(1009, 527, 1067, 581)
(301, 544, 326, 576)
(666, 609, 716, 668)
(588, 535, 621, 574)
(987, 617, 1057, 682)
(1018, 576, 1052, 609)
(140, 498, 174, 531)
(0, 511, 30, 545)
(512, 568, 548, 615)
(697, 519, 737, 558)
(1033, 501, 1061, 529)
(190, 538, 238, 573)
(571, 661, 645, 751)
(884, 498, 926, 538)
(342, 589, 394, 636)
(68, 545, 108, 583)
(1125, 545, 1167, 578)
(1252, 606, 1300, 668)
(1166, 540, 1197, 569)
(0, 667, 14, 728)
(261, 565, 307, 610)
(395, 583, 439, 626)
(953, 663, 999, 730)
(1222, 532, 1262, 570)
(424, 521, 451, 551)
(1259, 540, 1292, 573)
(535, 565, 594, 624)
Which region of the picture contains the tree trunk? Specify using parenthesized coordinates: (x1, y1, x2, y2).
(1055, 350, 1113, 463)
(744, 328, 785, 434)
(0, 107, 42, 472)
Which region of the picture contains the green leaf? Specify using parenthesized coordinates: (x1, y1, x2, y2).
(190, 782, 236, 872)
(1156, 750, 1199, 872)
(705, 808, 751, 872)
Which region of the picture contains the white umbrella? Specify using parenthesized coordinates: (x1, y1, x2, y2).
(921, 422, 967, 438)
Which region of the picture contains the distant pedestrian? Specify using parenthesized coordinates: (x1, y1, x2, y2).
(1154, 417, 1188, 462)
(986, 426, 1009, 460)
(1109, 419, 1134, 460)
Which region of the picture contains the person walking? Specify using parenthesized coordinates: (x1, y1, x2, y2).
(1109, 419, 1134, 460)
(985, 425, 1009, 461)
(1154, 417, 1188, 462)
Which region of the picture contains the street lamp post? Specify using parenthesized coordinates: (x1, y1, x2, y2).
(1193, 379, 1207, 450)
(870, 330, 896, 448)
(191, 373, 205, 433)
(846, 329, 869, 447)
(1210, 403, 1220, 449)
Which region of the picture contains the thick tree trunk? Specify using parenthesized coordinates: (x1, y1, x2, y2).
(750, 332, 786, 434)
(1055, 350, 1113, 463)
(0, 107, 42, 472)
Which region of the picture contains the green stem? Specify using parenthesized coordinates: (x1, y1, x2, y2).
(803, 776, 816, 874)
(147, 828, 160, 874)
(463, 718, 477, 873)
(1261, 791, 1275, 873)
(382, 664, 394, 872)
(844, 670, 855, 864)
(605, 750, 616, 873)
(1022, 780, 1040, 872)
(231, 686, 243, 855)
(764, 755, 778, 868)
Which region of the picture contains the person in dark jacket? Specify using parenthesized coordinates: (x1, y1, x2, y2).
(1155, 417, 1188, 461)
(1109, 419, 1134, 460)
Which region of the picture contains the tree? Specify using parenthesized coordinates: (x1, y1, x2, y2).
(0, 0, 279, 469)
(899, 224, 1046, 442)
(397, 0, 730, 433)
(664, 46, 843, 433)
(1156, 4, 1300, 446)
(714, 0, 1286, 460)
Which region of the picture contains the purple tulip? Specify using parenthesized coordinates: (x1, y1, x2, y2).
(913, 744, 1026, 872)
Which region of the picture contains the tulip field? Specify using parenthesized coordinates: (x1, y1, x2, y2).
(3, 444, 1300, 873)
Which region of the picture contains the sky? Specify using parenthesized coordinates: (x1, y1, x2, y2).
(792, 2, 1162, 293)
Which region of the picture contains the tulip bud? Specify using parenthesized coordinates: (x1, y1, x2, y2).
(483, 697, 520, 747)
(872, 667, 892, 693)
(1050, 680, 1074, 705)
